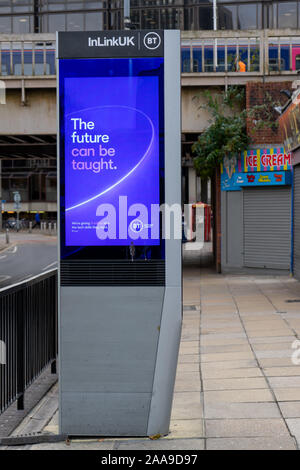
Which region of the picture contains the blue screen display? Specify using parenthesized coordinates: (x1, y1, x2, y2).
(59, 58, 164, 248)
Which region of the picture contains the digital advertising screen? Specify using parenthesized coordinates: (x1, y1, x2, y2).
(59, 57, 164, 252)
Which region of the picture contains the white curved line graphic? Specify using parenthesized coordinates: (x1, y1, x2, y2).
(65, 105, 155, 212)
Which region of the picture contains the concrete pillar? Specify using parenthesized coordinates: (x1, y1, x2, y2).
(201, 178, 208, 204)
(188, 167, 197, 203)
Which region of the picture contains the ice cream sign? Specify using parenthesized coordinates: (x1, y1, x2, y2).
(244, 149, 291, 172)
(221, 148, 292, 191)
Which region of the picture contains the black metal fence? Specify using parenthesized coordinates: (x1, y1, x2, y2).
(0, 270, 57, 414)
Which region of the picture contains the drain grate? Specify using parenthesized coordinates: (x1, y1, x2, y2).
(286, 300, 300, 303)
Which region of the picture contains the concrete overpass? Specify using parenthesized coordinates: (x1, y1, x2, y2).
(0, 30, 298, 212)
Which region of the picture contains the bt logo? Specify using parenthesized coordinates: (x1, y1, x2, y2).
(143, 32, 161, 50)
(130, 219, 144, 233)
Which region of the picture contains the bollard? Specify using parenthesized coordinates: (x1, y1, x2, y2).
(5, 228, 9, 244)
(54, 222, 57, 234)
(29, 221, 32, 234)
(48, 222, 52, 235)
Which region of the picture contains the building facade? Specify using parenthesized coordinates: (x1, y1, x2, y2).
(1, 1, 300, 34)
(220, 81, 294, 274)
(279, 88, 300, 280)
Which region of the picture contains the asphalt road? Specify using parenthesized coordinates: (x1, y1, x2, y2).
(0, 241, 57, 289)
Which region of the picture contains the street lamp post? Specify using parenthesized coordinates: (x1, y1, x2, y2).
(213, 0, 218, 71)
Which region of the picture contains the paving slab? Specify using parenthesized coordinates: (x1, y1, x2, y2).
(254, 350, 294, 359)
(206, 437, 296, 450)
(263, 367, 300, 377)
(286, 419, 300, 447)
(273, 388, 300, 402)
(252, 342, 294, 351)
(258, 358, 296, 367)
(248, 330, 293, 338)
(176, 363, 200, 373)
(178, 354, 200, 364)
(201, 333, 247, 339)
(201, 359, 258, 371)
(204, 402, 281, 419)
(200, 337, 248, 346)
(200, 344, 252, 354)
(203, 377, 268, 391)
(168, 420, 204, 439)
(205, 418, 290, 438)
(200, 351, 255, 363)
(174, 372, 201, 392)
(117, 439, 205, 451)
(204, 389, 274, 404)
(250, 336, 297, 344)
(171, 392, 203, 420)
(30, 441, 116, 451)
(201, 368, 263, 379)
(179, 341, 199, 355)
(279, 402, 300, 418)
(268, 377, 300, 388)
(244, 323, 289, 332)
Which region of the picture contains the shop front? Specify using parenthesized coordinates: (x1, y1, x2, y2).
(221, 148, 292, 273)
(279, 92, 300, 279)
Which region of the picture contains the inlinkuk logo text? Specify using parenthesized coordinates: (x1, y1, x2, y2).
(88, 37, 135, 48)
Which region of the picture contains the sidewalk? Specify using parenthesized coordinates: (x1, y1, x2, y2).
(2, 244, 300, 450)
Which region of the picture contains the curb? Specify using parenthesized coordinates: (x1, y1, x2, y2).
(0, 433, 68, 447)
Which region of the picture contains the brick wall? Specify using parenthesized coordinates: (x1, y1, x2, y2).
(246, 81, 293, 145)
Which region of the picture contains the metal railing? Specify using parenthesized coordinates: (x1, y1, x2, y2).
(181, 29, 300, 75)
(0, 34, 56, 77)
(0, 269, 57, 414)
(0, 30, 299, 78)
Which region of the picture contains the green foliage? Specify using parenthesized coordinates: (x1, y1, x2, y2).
(247, 91, 280, 133)
(192, 87, 250, 179)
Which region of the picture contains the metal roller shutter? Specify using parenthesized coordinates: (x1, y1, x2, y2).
(243, 187, 291, 269)
(294, 165, 300, 279)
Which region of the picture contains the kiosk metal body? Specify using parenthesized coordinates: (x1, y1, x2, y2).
(57, 30, 181, 436)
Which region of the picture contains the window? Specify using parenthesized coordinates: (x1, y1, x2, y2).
(295, 54, 300, 70)
(48, 13, 65, 31)
(0, 16, 12, 33)
(66, 12, 83, 30)
(13, 15, 31, 33)
(85, 11, 103, 30)
(219, 5, 237, 29)
(237, 4, 258, 29)
(198, 5, 213, 30)
(278, 1, 297, 28)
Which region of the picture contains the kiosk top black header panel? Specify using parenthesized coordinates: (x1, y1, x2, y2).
(58, 30, 164, 59)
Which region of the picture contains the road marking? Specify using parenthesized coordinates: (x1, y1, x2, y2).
(42, 261, 57, 271)
(0, 255, 7, 260)
(0, 275, 11, 283)
(6, 246, 18, 254)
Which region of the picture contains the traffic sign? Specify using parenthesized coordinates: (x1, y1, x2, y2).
(13, 192, 21, 204)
